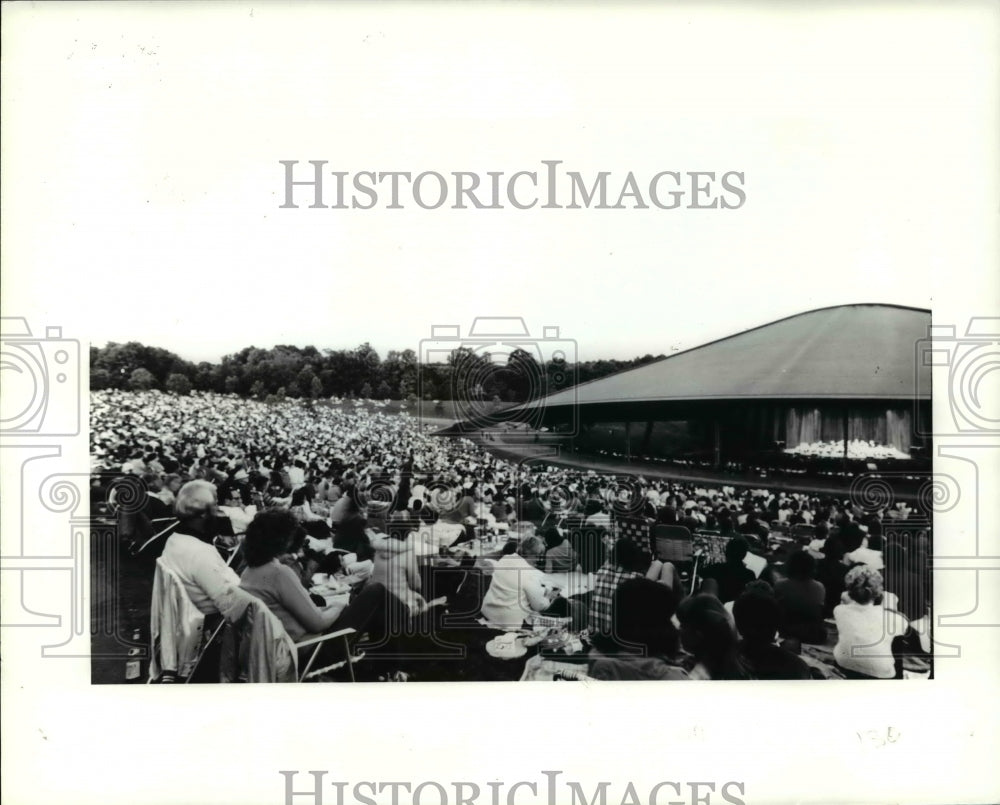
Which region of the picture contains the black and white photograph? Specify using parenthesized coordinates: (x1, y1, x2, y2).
(87, 305, 935, 686)
(2, 4, 998, 805)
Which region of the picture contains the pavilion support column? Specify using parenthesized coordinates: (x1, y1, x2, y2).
(842, 406, 849, 471)
(625, 420, 632, 463)
(713, 419, 722, 469)
(640, 420, 654, 459)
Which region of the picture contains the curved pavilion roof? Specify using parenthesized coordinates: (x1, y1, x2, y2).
(511, 304, 931, 415)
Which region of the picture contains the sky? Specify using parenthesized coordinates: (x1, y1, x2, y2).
(5, 5, 990, 367)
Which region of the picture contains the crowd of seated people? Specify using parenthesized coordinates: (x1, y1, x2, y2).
(92, 389, 932, 682)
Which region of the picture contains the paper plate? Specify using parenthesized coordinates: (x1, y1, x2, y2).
(485, 636, 528, 660)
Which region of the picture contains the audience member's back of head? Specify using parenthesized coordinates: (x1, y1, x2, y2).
(610, 538, 645, 573)
(607, 578, 680, 657)
(822, 535, 846, 562)
(174, 479, 216, 520)
(725, 536, 750, 564)
(656, 506, 678, 525)
(518, 535, 546, 559)
(244, 509, 297, 567)
(786, 548, 817, 581)
(733, 581, 779, 644)
(844, 565, 884, 606)
(542, 527, 563, 550)
(838, 518, 865, 552)
(677, 593, 744, 678)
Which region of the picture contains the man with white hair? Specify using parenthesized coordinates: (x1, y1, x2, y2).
(160, 480, 241, 615)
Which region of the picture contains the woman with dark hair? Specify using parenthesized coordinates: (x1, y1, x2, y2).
(676, 593, 751, 680)
(774, 549, 827, 644)
(588, 578, 689, 680)
(239, 510, 387, 664)
(733, 582, 811, 680)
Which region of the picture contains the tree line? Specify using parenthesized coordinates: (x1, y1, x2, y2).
(90, 341, 665, 404)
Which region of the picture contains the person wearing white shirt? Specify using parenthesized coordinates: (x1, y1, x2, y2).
(217, 484, 258, 535)
(480, 537, 557, 630)
(287, 460, 306, 489)
(833, 565, 908, 679)
(160, 480, 241, 616)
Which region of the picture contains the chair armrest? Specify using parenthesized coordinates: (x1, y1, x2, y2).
(295, 627, 357, 650)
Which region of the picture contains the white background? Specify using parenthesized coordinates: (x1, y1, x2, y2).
(2, 3, 998, 805)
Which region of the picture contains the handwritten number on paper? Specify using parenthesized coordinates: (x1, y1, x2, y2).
(857, 727, 901, 748)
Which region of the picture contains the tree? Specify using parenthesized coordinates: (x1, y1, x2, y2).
(545, 354, 572, 394)
(128, 367, 156, 391)
(382, 349, 417, 400)
(192, 362, 216, 392)
(90, 368, 112, 390)
(89, 336, 672, 403)
(165, 373, 192, 396)
(502, 348, 541, 402)
(90, 341, 195, 389)
(297, 367, 317, 396)
(446, 347, 493, 402)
